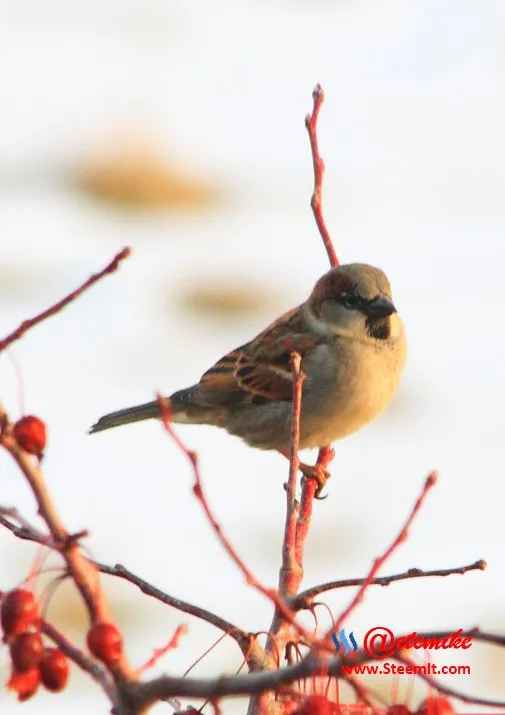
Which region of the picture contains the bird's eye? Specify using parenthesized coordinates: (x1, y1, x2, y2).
(342, 293, 361, 309)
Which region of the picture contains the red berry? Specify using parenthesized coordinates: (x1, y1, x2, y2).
(87, 622, 123, 663)
(386, 707, 412, 715)
(39, 647, 70, 692)
(1, 589, 40, 641)
(13, 415, 47, 457)
(417, 696, 455, 715)
(6, 666, 40, 701)
(10, 632, 44, 671)
(294, 695, 334, 715)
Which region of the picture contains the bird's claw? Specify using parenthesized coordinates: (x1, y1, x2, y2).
(299, 462, 331, 499)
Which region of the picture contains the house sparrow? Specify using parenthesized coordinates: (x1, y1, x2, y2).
(90, 264, 406, 491)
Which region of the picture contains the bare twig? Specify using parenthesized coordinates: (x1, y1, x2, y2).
(137, 624, 189, 675)
(98, 563, 257, 662)
(0, 247, 130, 353)
(0, 506, 51, 544)
(329, 472, 438, 641)
(294, 559, 486, 607)
(305, 84, 338, 267)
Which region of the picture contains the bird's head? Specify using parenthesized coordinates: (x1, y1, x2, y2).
(307, 263, 402, 342)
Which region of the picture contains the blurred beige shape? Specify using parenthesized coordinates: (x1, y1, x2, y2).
(0, 265, 64, 301)
(178, 280, 283, 318)
(41, 575, 144, 635)
(74, 129, 221, 210)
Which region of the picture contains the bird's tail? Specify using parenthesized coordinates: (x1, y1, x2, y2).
(89, 399, 165, 434)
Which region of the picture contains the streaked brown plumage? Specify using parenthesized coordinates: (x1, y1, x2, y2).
(90, 264, 407, 454)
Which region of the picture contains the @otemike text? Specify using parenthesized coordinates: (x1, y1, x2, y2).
(332, 626, 472, 658)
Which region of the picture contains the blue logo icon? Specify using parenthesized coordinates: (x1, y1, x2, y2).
(332, 628, 358, 655)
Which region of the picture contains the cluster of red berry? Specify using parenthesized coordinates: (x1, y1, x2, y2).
(2, 586, 125, 702)
(2, 588, 68, 701)
(292, 694, 455, 715)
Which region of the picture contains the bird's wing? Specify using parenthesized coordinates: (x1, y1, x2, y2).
(194, 307, 322, 406)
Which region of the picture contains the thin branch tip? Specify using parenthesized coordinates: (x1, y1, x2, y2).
(305, 83, 339, 267)
(118, 246, 131, 260)
(427, 470, 438, 486)
(0, 246, 132, 353)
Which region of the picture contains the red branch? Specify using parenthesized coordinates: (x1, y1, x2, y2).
(137, 624, 189, 675)
(280, 352, 305, 598)
(330, 471, 438, 639)
(0, 247, 131, 353)
(301, 85, 338, 560)
(305, 84, 339, 267)
(295, 445, 334, 566)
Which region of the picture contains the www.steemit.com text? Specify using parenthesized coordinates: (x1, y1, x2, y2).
(342, 663, 470, 676)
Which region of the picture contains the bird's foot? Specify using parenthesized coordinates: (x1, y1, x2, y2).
(299, 461, 331, 499)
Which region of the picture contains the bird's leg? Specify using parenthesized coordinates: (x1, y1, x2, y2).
(298, 461, 331, 499)
(310, 444, 336, 498)
(280, 446, 334, 499)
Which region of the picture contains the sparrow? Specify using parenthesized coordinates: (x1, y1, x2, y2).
(89, 263, 406, 492)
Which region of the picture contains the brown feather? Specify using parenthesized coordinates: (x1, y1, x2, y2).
(194, 307, 322, 406)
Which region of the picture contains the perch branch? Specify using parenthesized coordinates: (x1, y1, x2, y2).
(295, 445, 335, 567)
(280, 352, 305, 598)
(257, 354, 305, 712)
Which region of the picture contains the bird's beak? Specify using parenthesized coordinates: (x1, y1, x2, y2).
(366, 296, 397, 318)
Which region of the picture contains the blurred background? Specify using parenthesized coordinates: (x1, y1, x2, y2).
(1, 0, 504, 712)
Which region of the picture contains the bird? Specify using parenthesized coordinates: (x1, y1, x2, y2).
(89, 263, 407, 493)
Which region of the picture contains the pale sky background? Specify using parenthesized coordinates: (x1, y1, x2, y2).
(1, 0, 505, 713)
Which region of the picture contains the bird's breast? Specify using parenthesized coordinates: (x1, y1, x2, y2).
(298, 334, 407, 447)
